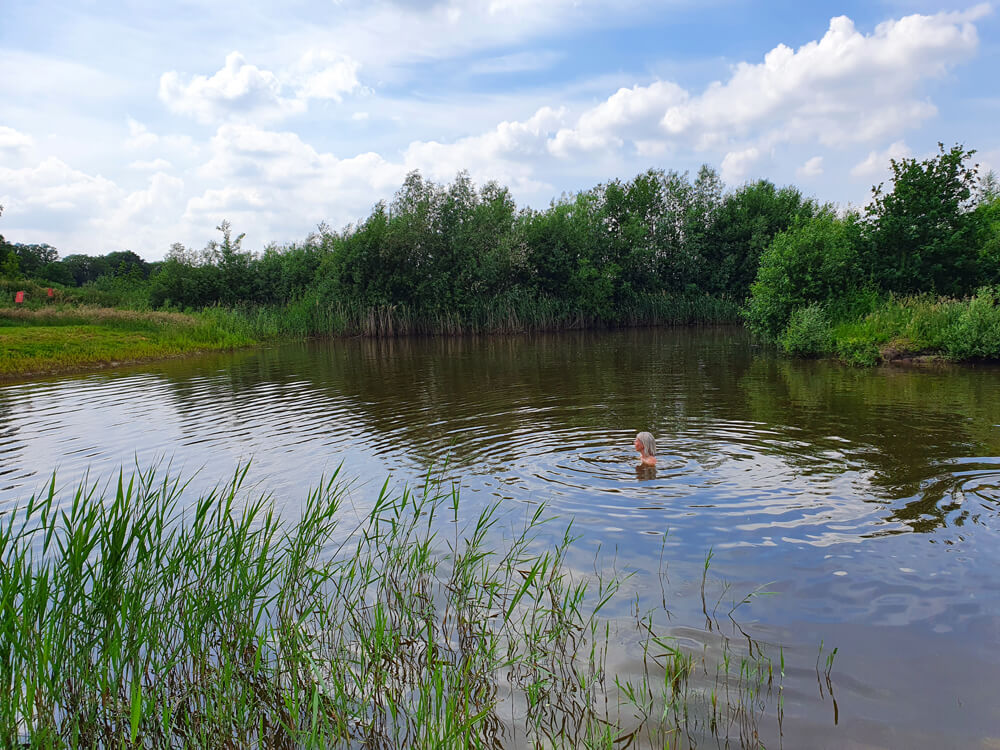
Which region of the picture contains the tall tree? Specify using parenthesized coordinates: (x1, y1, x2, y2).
(865, 143, 980, 296)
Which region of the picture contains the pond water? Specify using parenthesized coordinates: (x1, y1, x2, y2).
(2, 327, 999, 747)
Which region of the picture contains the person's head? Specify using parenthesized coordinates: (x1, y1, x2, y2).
(634, 431, 656, 457)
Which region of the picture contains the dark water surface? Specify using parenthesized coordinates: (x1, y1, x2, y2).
(2, 327, 999, 747)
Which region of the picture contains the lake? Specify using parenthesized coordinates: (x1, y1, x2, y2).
(2, 326, 998, 747)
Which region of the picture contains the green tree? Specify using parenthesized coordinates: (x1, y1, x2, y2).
(744, 211, 865, 339)
(12, 243, 59, 277)
(864, 143, 980, 296)
(699, 181, 813, 299)
(974, 193, 1000, 285)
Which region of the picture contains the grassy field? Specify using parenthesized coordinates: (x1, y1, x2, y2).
(0, 307, 257, 378)
(1, 466, 790, 748)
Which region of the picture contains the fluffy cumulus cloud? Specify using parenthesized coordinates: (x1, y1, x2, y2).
(0, 157, 123, 248)
(548, 81, 687, 158)
(797, 156, 824, 178)
(125, 118, 161, 150)
(159, 50, 364, 124)
(851, 140, 913, 177)
(545, 7, 987, 162)
(0, 125, 34, 155)
(720, 147, 762, 184)
(403, 106, 565, 191)
(184, 123, 405, 235)
(160, 52, 307, 124)
(0, 157, 121, 218)
(0, 156, 187, 251)
(293, 51, 363, 101)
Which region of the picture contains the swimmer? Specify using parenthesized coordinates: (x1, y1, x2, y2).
(634, 431, 656, 467)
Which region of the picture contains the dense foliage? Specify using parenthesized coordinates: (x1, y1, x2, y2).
(0, 167, 809, 328)
(3, 144, 999, 360)
(743, 144, 1000, 362)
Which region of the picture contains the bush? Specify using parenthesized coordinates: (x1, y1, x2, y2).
(835, 335, 882, 367)
(744, 211, 865, 339)
(945, 287, 1000, 359)
(779, 304, 833, 357)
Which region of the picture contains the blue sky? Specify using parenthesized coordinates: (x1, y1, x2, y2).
(1, 0, 998, 259)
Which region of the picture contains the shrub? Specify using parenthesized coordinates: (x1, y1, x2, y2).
(779, 304, 833, 357)
(744, 211, 865, 339)
(945, 286, 1000, 359)
(835, 335, 882, 366)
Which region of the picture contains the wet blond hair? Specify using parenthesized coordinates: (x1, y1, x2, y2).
(636, 431, 656, 456)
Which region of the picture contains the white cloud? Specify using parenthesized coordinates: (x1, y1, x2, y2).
(797, 155, 824, 178)
(293, 51, 363, 101)
(547, 8, 983, 160)
(720, 147, 761, 184)
(125, 118, 160, 150)
(158, 49, 367, 125)
(98, 173, 186, 242)
(549, 81, 687, 157)
(851, 140, 912, 177)
(0, 157, 189, 253)
(0, 157, 121, 217)
(185, 123, 406, 235)
(0, 126, 33, 153)
(404, 106, 564, 190)
(159, 51, 307, 124)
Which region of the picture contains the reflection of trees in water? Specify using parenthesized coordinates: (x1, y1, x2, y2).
(151, 327, 757, 468)
(144, 329, 1000, 534)
(741, 357, 1000, 533)
(305, 327, 759, 466)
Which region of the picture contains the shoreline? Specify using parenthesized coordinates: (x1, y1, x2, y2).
(3, 304, 998, 383)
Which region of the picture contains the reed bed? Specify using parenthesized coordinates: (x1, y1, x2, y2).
(1, 467, 792, 749)
(208, 292, 741, 341)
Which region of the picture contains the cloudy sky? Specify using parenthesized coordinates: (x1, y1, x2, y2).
(1, 0, 998, 259)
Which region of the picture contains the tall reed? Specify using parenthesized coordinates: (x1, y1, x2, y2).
(206, 291, 741, 342)
(1, 466, 793, 748)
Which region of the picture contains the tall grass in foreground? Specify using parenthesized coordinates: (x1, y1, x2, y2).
(1, 467, 792, 749)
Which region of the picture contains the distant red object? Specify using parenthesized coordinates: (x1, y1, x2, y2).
(14, 291, 25, 304)
(47, 287, 54, 298)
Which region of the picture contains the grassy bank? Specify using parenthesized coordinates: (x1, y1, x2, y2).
(775, 287, 1000, 366)
(0, 307, 257, 378)
(1, 467, 789, 748)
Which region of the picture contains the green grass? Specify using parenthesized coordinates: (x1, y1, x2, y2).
(827, 287, 1000, 365)
(1, 466, 793, 748)
(0, 307, 256, 377)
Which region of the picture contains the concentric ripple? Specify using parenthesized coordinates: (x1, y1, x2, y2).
(2, 328, 999, 747)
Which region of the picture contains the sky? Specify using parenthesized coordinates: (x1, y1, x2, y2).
(1, 0, 998, 260)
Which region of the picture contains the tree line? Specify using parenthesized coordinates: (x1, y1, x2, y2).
(3, 143, 998, 338)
